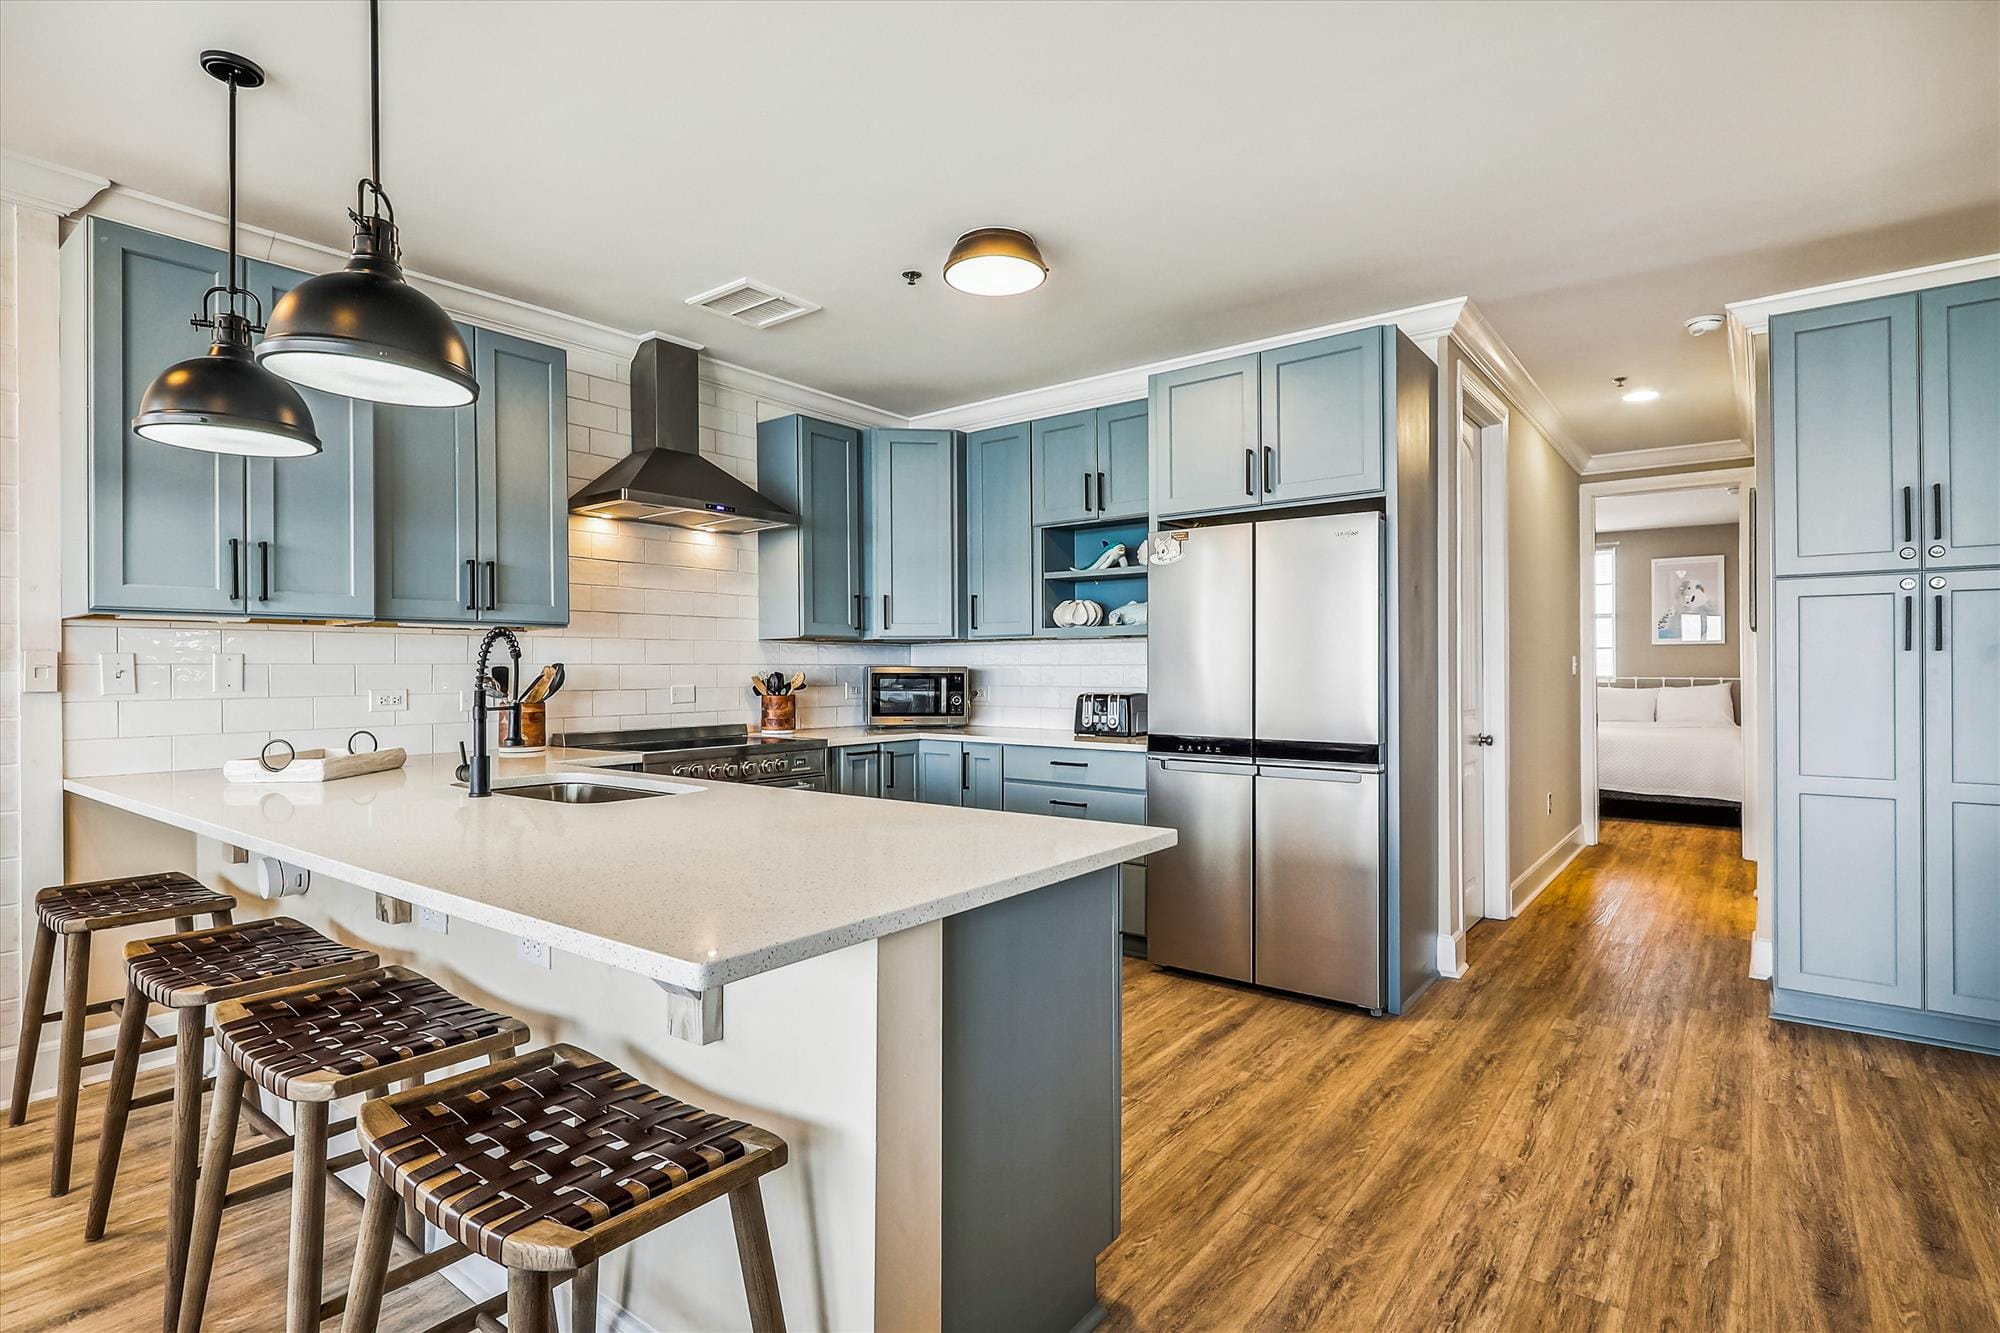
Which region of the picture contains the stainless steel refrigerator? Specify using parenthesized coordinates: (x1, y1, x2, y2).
(1145, 511, 1397, 1011)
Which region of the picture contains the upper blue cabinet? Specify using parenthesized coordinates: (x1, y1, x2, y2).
(758, 414, 865, 639)
(1030, 401, 1149, 524)
(1151, 328, 1387, 520)
(62, 218, 569, 625)
(865, 429, 962, 640)
(965, 422, 1035, 639)
(1771, 278, 1998, 577)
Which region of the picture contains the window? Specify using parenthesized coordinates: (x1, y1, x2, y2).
(1593, 546, 1617, 678)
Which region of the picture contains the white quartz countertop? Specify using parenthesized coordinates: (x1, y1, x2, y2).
(63, 751, 1173, 992)
(784, 725, 1150, 752)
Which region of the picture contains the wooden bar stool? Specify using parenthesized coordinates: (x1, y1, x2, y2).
(7, 872, 236, 1195)
(176, 966, 531, 1333)
(342, 1044, 789, 1333)
(84, 916, 377, 1333)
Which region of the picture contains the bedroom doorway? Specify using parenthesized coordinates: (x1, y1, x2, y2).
(1576, 469, 1759, 851)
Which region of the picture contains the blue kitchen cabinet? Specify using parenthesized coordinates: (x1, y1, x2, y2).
(1150, 353, 1261, 519)
(372, 348, 480, 623)
(1925, 568, 2000, 1022)
(1032, 410, 1098, 524)
(880, 739, 921, 801)
(835, 744, 882, 797)
(1095, 399, 1150, 519)
(475, 329, 569, 626)
(918, 740, 964, 805)
(965, 423, 1036, 639)
(865, 429, 962, 640)
(1919, 279, 2000, 570)
(758, 415, 865, 639)
(1260, 329, 1385, 504)
(964, 742, 1004, 810)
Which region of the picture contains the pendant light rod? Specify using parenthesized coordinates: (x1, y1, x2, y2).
(369, 0, 381, 202)
(226, 67, 239, 305)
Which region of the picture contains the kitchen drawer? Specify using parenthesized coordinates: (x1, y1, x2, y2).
(1002, 746, 1146, 792)
(1003, 779, 1147, 825)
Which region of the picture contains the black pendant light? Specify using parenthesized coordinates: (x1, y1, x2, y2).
(132, 52, 321, 459)
(255, 0, 476, 408)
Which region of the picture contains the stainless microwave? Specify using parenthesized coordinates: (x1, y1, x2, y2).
(866, 667, 970, 728)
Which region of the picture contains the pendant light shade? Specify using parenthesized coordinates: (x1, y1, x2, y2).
(942, 227, 1049, 297)
(256, 0, 477, 408)
(132, 50, 321, 459)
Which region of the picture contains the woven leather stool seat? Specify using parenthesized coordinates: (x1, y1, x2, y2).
(359, 1044, 787, 1268)
(126, 917, 375, 1009)
(36, 872, 234, 934)
(215, 966, 530, 1102)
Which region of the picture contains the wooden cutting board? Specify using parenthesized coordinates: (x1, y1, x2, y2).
(222, 747, 407, 784)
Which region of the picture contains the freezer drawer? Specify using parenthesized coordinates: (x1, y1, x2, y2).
(1254, 765, 1382, 1007)
(1145, 758, 1254, 983)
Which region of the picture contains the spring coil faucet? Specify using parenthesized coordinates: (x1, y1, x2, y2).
(466, 627, 521, 797)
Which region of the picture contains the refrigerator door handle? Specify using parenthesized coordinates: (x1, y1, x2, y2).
(1255, 764, 1365, 782)
(1154, 758, 1253, 775)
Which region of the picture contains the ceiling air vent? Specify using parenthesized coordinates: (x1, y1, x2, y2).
(684, 278, 821, 330)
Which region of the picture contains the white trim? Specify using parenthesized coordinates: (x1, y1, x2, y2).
(1448, 300, 1591, 476)
(1510, 825, 1585, 916)
(1748, 935, 1774, 982)
(1438, 931, 1470, 979)
(0, 151, 108, 214)
(1726, 313, 1761, 454)
(1725, 253, 2000, 333)
(701, 356, 907, 431)
(906, 297, 1470, 433)
(1581, 438, 1751, 476)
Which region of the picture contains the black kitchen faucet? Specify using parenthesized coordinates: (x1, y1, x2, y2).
(466, 627, 522, 797)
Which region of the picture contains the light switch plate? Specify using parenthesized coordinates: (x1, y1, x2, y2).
(101, 652, 137, 696)
(212, 652, 245, 694)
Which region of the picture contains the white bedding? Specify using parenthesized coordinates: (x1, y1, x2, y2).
(1597, 720, 1743, 802)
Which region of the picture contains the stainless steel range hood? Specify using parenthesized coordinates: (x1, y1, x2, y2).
(568, 339, 798, 533)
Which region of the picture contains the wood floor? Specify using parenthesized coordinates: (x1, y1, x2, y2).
(4, 818, 1995, 1330)
(1103, 818, 2000, 1333)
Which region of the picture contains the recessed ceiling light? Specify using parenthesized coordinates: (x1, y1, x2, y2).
(943, 228, 1048, 297)
(1614, 376, 1660, 404)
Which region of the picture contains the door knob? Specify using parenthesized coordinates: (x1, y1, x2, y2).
(1474, 733, 1495, 747)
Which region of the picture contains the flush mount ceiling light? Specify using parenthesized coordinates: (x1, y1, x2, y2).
(132, 51, 321, 459)
(942, 227, 1049, 297)
(256, 0, 476, 407)
(1685, 314, 1725, 337)
(1614, 376, 1660, 404)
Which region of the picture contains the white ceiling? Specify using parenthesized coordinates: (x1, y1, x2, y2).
(1596, 486, 1739, 533)
(4, 1, 1995, 453)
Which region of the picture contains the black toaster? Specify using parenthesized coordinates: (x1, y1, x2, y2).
(1074, 692, 1148, 740)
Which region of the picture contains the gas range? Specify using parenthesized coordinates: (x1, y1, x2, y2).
(553, 724, 829, 789)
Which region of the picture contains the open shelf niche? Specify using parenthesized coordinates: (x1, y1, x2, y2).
(1038, 517, 1149, 637)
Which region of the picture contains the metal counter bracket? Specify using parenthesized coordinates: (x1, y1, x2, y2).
(655, 980, 724, 1045)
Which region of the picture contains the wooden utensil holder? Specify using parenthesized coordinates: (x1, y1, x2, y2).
(760, 694, 797, 734)
(518, 700, 548, 748)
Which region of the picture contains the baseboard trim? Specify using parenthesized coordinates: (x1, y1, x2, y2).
(1770, 987, 2000, 1056)
(1509, 824, 1585, 917)
(1437, 930, 1469, 979)
(1748, 935, 1774, 982)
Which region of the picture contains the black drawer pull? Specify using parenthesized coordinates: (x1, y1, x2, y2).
(1934, 593, 1945, 652)
(1932, 483, 1944, 542)
(1050, 759, 1089, 768)
(1902, 486, 1914, 543)
(1903, 594, 1914, 651)
(1049, 799, 1089, 810)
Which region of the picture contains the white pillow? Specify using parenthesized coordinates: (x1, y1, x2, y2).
(1597, 687, 1656, 722)
(1656, 682, 1736, 726)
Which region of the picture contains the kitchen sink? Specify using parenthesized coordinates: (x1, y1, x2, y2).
(485, 776, 687, 804)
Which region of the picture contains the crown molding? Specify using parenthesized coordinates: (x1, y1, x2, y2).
(700, 357, 906, 430)
(1444, 298, 1592, 475)
(0, 151, 109, 215)
(1725, 309, 1761, 452)
(1725, 253, 2000, 333)
(1580, 438, 1751, 476)
(907, 297, 1471, 433)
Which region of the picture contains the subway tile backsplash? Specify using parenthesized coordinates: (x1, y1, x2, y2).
(58, 369, 1148, 779)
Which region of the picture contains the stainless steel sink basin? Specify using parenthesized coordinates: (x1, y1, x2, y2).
(486, 776, 687, 803)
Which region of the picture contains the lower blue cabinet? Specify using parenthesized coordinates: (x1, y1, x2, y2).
(881, 740, 921, 801)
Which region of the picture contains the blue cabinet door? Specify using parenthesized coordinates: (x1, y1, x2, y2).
(1920, 279, 2000, 571)
(1151, 353, 1260, 519)
(1771, 294, 1921, 576)
(964, 742, 1005, 810)
(242, 260, 376, 619)
(78, 219, 247, 614)
(1094, 400, 1149, 520)
(965, 423, 1035, 639)
(474, 329, 569, 625)
(1774, 574, 1924, 1008)
(1924, 569, 2000, 1021)
(1261, 330, 1384, 504)
(373, 370, 480, 623)
(917, 740, 966, 805)
(880, 740, 920, 801)
(835, 745, 881, 797)
(865, 430, 961, 640)
(756, 416, 864, 639)
(1031, 410, 1098, 524)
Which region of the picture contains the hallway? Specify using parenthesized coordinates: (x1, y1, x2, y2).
(1104, 820, 2000, 1331)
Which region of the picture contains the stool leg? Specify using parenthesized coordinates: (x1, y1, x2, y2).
(50, 932, 92, 1194)
(729, 1181, 785, 1333)
(175, 1058, 245, 1333)
(285, 1099, 330, 1333)
(7, 922, 55, 1126)
(569, 1261, 599, 1333)
(340, 1172, 399, 1333)
(84, 980, 149, 1241)
(507, 1270, 554, 1333)
(161, 1007, 205, 1333)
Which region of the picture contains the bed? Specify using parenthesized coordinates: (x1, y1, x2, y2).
(1595, 678, 1743, 817)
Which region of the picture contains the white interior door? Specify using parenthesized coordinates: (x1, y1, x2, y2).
(1458, 421, 1487, 927)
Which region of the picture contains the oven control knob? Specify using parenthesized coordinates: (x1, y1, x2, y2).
(723, 762, 741, 778)
(673, 764, 694, 777)
(949, 695, 964, 709)
(763, 759, 783, 775)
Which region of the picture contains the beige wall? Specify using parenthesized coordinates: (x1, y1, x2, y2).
(1603, 522, 1740, 680)
(1505, 415, 1583, 882)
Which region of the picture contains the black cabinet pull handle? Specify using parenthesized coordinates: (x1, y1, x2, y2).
(465, 559, 478, 611)
(484, 560, 497, 611)
(1245, 448, 1256, 495)
(1083, 472, 1093, 512)
(882, 593, 891, 629)
(1902, 486, 1914, 543)
(852, 592, 862, 629)
(1050, 799, 1089, 810)
(257, 540, 271, 602)
(1903, 594, 1914, 651)
(1263, 446, 1276, 493)
(1747, 488, 1758, 632)
(1050, 759, 1088, 768)
(970, 593, 979, 630)
(228, 538, 241, 601)
(1934, 593, 1945, 651)
(961, 750, 970, 791)
(1932, 483, 1944, 542)
(1097, 471, 1107, 510)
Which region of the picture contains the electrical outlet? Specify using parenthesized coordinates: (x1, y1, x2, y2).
(1571, 655, 1578, 677)
(212, 652, 245, 694)
(369, 689, 408, 712)
(972, 685, 991, 702)
(515, 935, 552, 968)
(1547, 792, 1554, 815)
(670, 684, 696, 705)
(101, 652, 137, 696)
(843, 679, 857, 700)
(416, 905, 450, 934)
